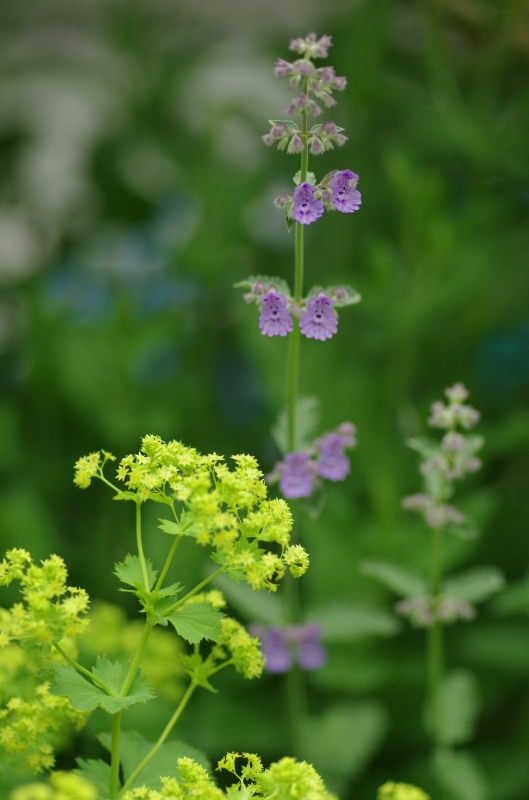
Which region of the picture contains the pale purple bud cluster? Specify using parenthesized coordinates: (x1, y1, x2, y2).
(249, 623, 327, 673)
(428, 384, 480, 430)
(402, 494, 465, 529)
(396, 595, 476, 628)
(285, 94, 322, 118)
(269, 422, 356, 499)
(289, 33, 333, 59)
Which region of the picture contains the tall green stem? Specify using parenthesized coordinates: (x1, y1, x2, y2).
(119, 681, 198, 796)
(109, 711, 122, 798)
(155, 533, 183, 591)
(163, 568, 224, 616)
(286, 77, 308, 453)
(136, 502, 150, 592)
(427, 524, 445, 754)
(120, 619, 154, 697)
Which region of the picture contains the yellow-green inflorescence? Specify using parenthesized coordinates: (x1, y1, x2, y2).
(0, 681, 86, 772)
(10, 771, 96, 800)
(0, 550, 89, 649)
(74, 436, 309, 592)
(121, 753, 336, 800)
(378, 783, 430, 800)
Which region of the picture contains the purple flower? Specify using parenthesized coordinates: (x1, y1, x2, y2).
(279, 452, 315, 498)
(329, 170, 362, 213)
(249, 624, 326, 673)
(292, 183, 324, 225)
(290, 625, 327, 669)
(315, 433, 351, 481)
(300, 295, 338, 340)
(259, 292, 293, 337)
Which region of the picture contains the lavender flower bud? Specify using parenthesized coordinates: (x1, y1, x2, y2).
(287, 133, 304, 154)
(278, 452, 316, 498)
(321, 93, 338, 108)
(274, 194, 292, 209)
(333, 76, 347, 90)
(323, 121, 338, 134)
(310, 136, 324, 155)
(300, 295, 338, 340)
(317, 67, 335, 85)
(259, 292, 293, 337)
(445, 383, 469, 403)
(294, 59, 314, 76)
(274, 58, 295, 79)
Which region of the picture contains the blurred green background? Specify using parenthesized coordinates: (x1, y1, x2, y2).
(1, 0, 529, 798)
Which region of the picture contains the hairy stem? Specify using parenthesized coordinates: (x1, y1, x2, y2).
(428, 524, 445, 754)
(120, 619, 154, 697)
(136, 502, 150, 592)
(109, 711, 122, 799)
(119, 681, 198, 795)
(53, 643, 112, 694)
(155, 533, 184, 591)
(163, 568, 224, 616)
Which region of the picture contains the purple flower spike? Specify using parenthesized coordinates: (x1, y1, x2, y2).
(329, 170, 362, 213)
(250, 625, 291, 673)
(279, 452, 315, 498)
(290, 625, 327, 670)
(315, 433, 350, 480)
(259, 292, 293, 337)
(292, 183, 324, 225)
(300, 295, 338, 340)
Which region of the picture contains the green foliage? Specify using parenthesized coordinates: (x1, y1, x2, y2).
(360, 562, 427, 598)
(443, 567, 505, 605)
(167, 604, 223, 644)
(435, 750, 487, 800)
(308, 604, 400, 641)
(272, 396, 320, 454)
(114, 556, 158, 591)
(76, 760, 112, 799)
(440, 670, 480, 747)
(50, 659, 153, 713)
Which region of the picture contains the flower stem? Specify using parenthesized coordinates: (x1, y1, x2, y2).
(120, 619, 154, 697)
(135, 502, 150, 592)
(53, 643, 112, 694)
(286, 78, 309, 453)
(109, 711, 122, 799)
(427, 524, 445, 755)
(162, 568, 224, 616)
(155, 533, 183, 592)
(119, 681, 198, 796)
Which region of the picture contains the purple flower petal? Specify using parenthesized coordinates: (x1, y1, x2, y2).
(292, 183, 324, 226)
(315, 433, 351, 480)
(250, 625, 292, 673)
(279, 452, 315, 499)
(290, 624, 327, 670)
(259, 292, 293, 337)
(299, 295, 338, 340)
(329, 169, 362, 214)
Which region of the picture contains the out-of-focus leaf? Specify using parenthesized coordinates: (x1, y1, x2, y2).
(456, 622, 529, 673)
(435, 750, 487, 800)
(297, 702, 388, 787)
(493, 573, 529, 616)
(361, 561, 427, 597)
(167, 603, 223, 643)
(98, 730, 210, 790)
(440, 669, 480, 746)
(308, 603, 400, 641)
(214, 573, 283, 626)
(271, 396, 320, 454)
(444, 567, 505, 604)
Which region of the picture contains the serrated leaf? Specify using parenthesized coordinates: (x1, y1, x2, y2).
(406, 436, 440, 460)
(308, 604, 400, 641)
(297, 702, 388, 785)
(114, 554, 158, 591)
(440, 669, 481, 746)
(158, 518, 181, 535)
(293, 169, 317, 186)
(268, 118, 299, 130)
(435, 750, 487, 800)
(159, 513, 197, 537)
(50, 660, 154, 713)
(444, 567, 504, 604)
(214, 572, 284, 626)
(272, 395, 320, 455)
(98, 730, 210, 790)
(285, 212, 294, 233)
(157, 582, 182, 598)
(76, 758, 112, 798)
(167, 603, 223, 643)
(361, 561, 427, 598)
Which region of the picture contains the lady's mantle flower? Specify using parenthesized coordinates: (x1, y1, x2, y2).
(329, 170, 362, 213)
(250, 624, 326, 673)
(300, 295, 337, 340)
(292, 183, 324, 225)
(259, 292, 293, 337)
(315, 423, 356, 480)
(278, 452, 316, 498)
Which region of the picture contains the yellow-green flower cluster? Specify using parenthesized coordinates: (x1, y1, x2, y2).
(0, 682, 86, 773)
(180, 591, 227, 610)
(216, 618, 265, 679)
(78, 602, 185, 701)
(75, 436, 309, 592)
(10, 771, 96, 800)
(378, 783, 430, 800)
(122, 754, 335, 800)
(73, 451, 115, 489)
(0, 551, 89, 649)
